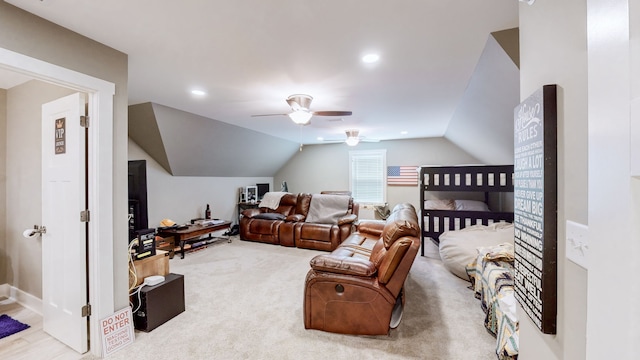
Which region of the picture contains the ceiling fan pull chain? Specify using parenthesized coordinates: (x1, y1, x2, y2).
(299, 124, 303, 151)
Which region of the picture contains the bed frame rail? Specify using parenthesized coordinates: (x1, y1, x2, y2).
(422, 209, 514, 241)
(421, 165, 513, 192)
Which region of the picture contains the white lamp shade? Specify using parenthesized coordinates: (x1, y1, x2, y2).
(345, 137, 360, 146)
(288, 110, 312, 125)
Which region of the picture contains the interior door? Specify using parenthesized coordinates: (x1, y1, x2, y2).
(41, 92, 89, 353)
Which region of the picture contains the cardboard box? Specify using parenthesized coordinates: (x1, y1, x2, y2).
(130, 250, 170, 287)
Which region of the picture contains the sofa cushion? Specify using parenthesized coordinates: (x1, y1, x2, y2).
(380, 204, 419, 248)
(382, 218, 419, 249)
(253, 213, 286, 220)
(275, 193, 299, 216)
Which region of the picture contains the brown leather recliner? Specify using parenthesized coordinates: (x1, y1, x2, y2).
(239, 193, 310, 246)
(303, 203, 420, 335)
(294, 194, 358, 251)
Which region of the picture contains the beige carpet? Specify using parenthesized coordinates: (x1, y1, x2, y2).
(86, 237, 497, 360)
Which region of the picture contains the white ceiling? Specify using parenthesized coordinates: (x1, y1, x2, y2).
(5, 0, 519, 145)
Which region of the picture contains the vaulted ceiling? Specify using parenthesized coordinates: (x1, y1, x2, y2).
(5, 0, 519, 145)
(2, 1, 520, 176)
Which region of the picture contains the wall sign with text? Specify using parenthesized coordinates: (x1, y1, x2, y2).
(513, 84, 557, 334)
(55, 117, 66, 154)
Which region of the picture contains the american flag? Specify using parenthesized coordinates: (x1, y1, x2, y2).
(387, 166, 418, 186)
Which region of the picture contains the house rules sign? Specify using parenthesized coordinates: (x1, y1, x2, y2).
(513, 84, 557, 334)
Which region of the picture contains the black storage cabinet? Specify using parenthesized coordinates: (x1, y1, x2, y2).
(132, 273, 185, 332)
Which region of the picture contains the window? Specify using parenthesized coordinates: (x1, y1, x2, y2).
(349, 149, 386, 204)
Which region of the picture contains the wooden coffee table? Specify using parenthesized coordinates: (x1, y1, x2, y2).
(156, 221, 232, 259)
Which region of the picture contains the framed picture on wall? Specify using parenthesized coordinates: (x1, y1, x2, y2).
(245, 186, 258, 202)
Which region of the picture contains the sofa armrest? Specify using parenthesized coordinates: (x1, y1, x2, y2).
(357, 220, 386, 237)
(337, 213, 357, 226)
(242, 208, 263, 218)
(309, 254, 377, 277)
(285, 214, 306, 222)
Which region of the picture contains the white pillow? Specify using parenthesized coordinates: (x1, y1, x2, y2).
(438, 223, 514, 280)
(424, 199, 455, 210)
(454, 200, 490, 212)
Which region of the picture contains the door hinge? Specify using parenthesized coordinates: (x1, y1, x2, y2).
(80, 210, 90, 222)
(82, 303, 91, 317)
(80, 115, 89, 128)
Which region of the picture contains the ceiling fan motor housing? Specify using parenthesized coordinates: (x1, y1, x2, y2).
(345, 129, 359, 138)
(286, 94, 313, 111)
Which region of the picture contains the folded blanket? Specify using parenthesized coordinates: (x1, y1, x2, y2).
(259, 192, 287, 210)
(306, 194, 350, 224)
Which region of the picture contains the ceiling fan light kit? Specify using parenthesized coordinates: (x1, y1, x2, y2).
(345, 137, 360, 146)
(252, 93, 353, 126)
(288, 110, 312, 125)
(286, 94, 313, 111)
(345, 129, 360, 146)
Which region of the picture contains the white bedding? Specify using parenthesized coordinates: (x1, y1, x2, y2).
(259, 191, 287, 210)
(305, 194, 350, 224)
(438, 222, 514, 280)
(424, 199, 490, 212)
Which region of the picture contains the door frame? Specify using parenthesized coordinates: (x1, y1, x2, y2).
(0, 47, 115, 357)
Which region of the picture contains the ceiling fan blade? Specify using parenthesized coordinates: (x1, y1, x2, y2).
(312, 111, 353, 117)
(251, 113, 288, 117)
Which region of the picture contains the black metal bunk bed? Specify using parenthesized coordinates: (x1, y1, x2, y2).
(419, 165, 514, 256)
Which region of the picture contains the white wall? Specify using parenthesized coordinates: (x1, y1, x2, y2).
(586, 0, 639, 359)
(274, 137, 482, 211)
(519, 0, 588, 358)
(128, 139, 272, 227)
(0, 89, 6, 283)
(445, 33, 520, 165)
(517, 0, 640, 359)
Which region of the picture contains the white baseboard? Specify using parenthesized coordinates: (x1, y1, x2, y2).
(0, 283, 43, 315)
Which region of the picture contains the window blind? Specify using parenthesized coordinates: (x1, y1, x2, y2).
(349, 150, 386, 204)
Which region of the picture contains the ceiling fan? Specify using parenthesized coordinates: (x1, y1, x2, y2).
(252, 94, 352, 125)
(324, 129, 380, 146)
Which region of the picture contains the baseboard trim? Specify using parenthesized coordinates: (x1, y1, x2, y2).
(0, 283, 43, 315)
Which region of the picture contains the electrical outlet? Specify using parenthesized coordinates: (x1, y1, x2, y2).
(566, 220, 588, 269)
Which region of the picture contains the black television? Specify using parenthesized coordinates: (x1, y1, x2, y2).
(128, 160, 148, 241)
(256, 183, 270, 200)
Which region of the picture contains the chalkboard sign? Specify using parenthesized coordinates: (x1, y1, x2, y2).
(513, 84, 557, 334)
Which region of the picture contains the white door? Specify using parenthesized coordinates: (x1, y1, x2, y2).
(41, 92, 89, 353)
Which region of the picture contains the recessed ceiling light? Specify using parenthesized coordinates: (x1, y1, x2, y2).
(191, 89, 206, 96)
(317, 137, 324, 141)
(362, 54, 380, 64)
(400, 130, 408, 135)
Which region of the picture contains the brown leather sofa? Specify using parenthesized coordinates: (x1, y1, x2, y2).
(303, 203, 420, 335)
(239, 193, 311, 247)
(239, 192, 358, 251)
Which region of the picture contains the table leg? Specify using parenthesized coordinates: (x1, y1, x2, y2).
(179, 237, 186, 259)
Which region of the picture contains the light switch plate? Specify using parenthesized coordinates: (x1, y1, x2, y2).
(566, 220, 589, 269)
